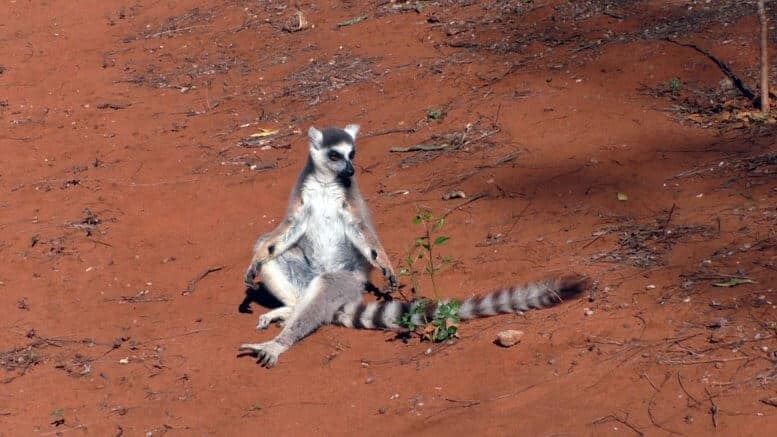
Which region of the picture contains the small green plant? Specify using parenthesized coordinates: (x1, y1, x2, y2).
(429, 300, 460, 341)
(398, 300, 426, 331)
(426, 107, 444, 121)
(668, 77, 682, 94)
(399, 208, 453, 298)
(397, 299, 460, 342)
(396, 208, 459, 342)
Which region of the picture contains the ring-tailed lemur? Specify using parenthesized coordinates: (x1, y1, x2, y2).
(239, 124, 589, 368)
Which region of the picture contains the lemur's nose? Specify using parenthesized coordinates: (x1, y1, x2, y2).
(341, 162, 355, 177)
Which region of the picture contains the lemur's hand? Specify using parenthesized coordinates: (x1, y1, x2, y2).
(244, 263, 260, 290)
(244, 240, 275, 290)
(381, 264, 398, 293)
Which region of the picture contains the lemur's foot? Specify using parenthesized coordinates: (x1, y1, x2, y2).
(239, 341, 287, 368)
(256, 307, 293, 330)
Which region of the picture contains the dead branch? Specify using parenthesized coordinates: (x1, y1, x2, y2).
(664, 38, 756, 103)
(424, 152, 518, 193)
(592, 414, 644, 437)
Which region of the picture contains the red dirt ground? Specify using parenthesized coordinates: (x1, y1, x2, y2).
(1, 0, 776, 435)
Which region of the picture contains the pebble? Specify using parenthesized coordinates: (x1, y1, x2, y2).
(583, 308, 594, 316)
(495, 330, 524, 347)
(442, 190, 466, 200)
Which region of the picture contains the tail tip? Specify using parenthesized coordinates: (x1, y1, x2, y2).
(554, 273, 591, 299)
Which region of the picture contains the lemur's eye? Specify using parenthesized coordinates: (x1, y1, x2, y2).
(328, 151, 341, 162)
(348, 151, 355, 160)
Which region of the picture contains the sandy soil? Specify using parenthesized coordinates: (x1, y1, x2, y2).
(1, 0, 776, 435)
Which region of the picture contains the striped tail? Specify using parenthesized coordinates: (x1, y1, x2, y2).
(332, 273, 589, 330)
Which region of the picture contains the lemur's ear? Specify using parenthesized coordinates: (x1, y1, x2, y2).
(308, 126, 323, 150)
(344, 124, 360, 140)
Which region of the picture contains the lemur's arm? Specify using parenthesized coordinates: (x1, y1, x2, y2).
(255, 200, 309, 263)
(340, 203, 397, 289)
(244, 200, 309, 288)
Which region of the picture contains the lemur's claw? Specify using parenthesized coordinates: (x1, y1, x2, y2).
(239, 342, 285, 368)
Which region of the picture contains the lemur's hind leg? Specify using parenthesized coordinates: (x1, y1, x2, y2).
(253, 247, 315, 330)
(240, 271, 364, 368)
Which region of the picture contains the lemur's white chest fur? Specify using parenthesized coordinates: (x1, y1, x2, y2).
(298, 178, 361, 272)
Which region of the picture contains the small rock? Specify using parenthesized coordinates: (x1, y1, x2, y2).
(495, 330, 524, 347)
(365, 376, 374, 384)
(442, 190, 466, 200)
(119, 358, 129, 364)
(645, 284, 656, 290)
(583, 308, 594, 316)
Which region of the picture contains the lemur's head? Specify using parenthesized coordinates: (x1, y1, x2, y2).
(307, 124, 359, 181)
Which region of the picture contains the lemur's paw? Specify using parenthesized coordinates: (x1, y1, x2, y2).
(256, 314, 273, 330)
(383, 269, 398, 292)
(244, 264, 261, 290)
(239, 341, 286, 368)
(256, 307, 293, 330)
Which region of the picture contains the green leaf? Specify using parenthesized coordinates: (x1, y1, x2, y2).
(427, 108, 443, 120)
(712, 278, 755, 288)
(441, 256, 453, 264)
(412, 215, 422, 225)
(434, 236, 450, 246)
(435, 218, 445, 231)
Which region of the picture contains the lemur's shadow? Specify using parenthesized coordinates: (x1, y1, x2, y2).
(238, 283, 283, 314)
(238, 281, 393, 314)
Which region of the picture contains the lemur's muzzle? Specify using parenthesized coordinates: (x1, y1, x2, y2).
(340, 162, 355, 178)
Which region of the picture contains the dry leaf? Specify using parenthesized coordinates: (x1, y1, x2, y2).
(249, 128, 279, 138)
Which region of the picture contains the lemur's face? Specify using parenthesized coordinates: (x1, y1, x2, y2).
(308, 125, 359, 180)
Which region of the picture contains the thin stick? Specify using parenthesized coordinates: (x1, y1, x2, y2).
(389, 143, 452, 153)
(592, 414, 644, 437)
(705, 388, 719, 429)
(365, 127, 416, 138)
(758, 0, 770, 113)
(441, 192, 489, 218)
(181, 265, 225, 295)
